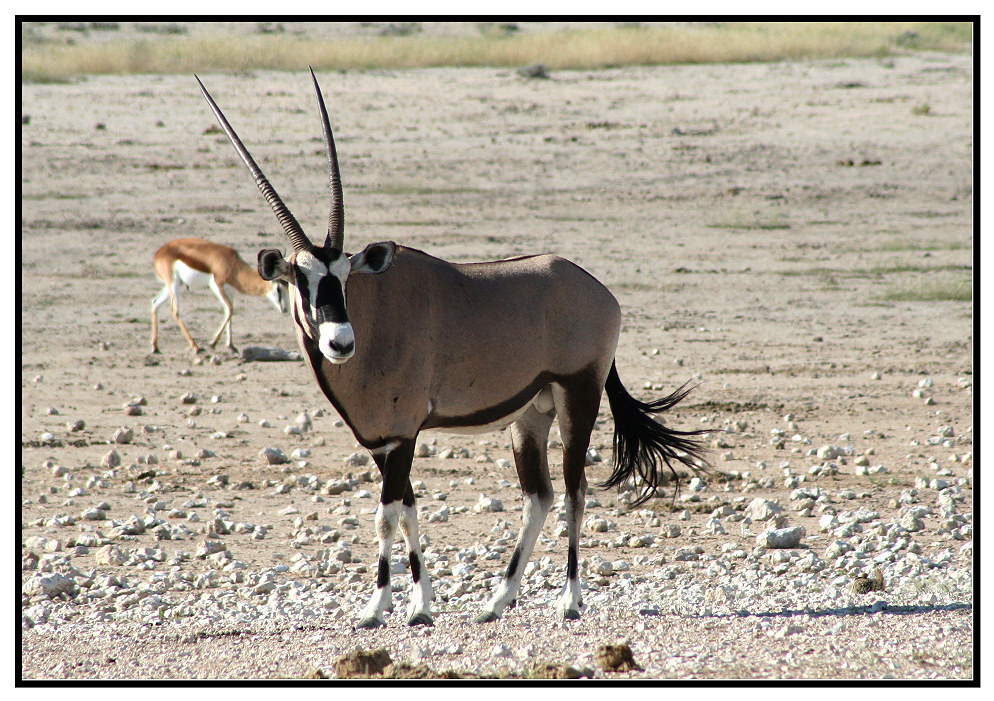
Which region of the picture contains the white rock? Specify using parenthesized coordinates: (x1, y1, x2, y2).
(414, 442, 434, 458)
(295, 412, 313, 431)
(704, 517, 726, 535)
(491, 642, 512, 658)
(473, 495, 504, 513)
(585, 517, 609, 533)
(259, 447, 289, 465)
(756, 526, 805, 549)
(344, 452, 370, 467)
(774, 623, 804, 638)
(24, 573, 76, 599)
(744, 498, 782, 522)
(817, 445, 842, 460)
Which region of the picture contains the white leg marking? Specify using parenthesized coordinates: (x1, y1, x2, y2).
(557, 578, 584, 620)
(398, 502, 434, 625)
(151, 285, 171, 312)
(207, 278, 233, 348)
(557, 485, 586, 620)
(479, 493, 552, 621)
(358, 501, 402, 627)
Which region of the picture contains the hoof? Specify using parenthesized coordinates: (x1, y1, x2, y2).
(560, 608, 581, 621)
(407, 613, 434, 626)
(474, 610, 501, 624)
(357, 617, 386, 629)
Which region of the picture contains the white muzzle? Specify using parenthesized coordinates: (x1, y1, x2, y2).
(318, 322, 355, 364)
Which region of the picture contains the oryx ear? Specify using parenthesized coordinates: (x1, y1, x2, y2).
(350, 241, 396, 274)
(257, 249, 290, 281)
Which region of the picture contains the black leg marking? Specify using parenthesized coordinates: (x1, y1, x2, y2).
(514, 433, 553, 504)
(377, 556, 390, 589)
(505, 548, 522, 580)
(566, 544, 578, 580)
(409, 550, 422, 584)
(378, 440, 416, 505)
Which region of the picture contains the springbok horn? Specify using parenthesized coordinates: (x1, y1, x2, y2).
(308, 67, 344, 253)
(195, 75, 312, 253)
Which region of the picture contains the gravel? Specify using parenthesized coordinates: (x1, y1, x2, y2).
(21, 443, 974, 679)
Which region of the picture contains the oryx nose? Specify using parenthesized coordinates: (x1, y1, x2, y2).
(330, 339, 354, 356)
(318, 322, 355, 363)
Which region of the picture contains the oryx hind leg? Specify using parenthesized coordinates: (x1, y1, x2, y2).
(476, 399, 555, 623)
(551, 376, 604, 620)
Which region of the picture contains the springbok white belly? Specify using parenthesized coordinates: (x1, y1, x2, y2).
(173, 260, 213, 288)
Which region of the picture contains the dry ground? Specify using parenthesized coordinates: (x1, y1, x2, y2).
(19, 48, 973, 680)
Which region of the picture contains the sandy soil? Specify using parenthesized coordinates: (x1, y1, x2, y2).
(19, 42, 973, 681)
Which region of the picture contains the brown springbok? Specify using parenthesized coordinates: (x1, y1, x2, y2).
(150, 238, 288, 354)
(196, 70, 708, 628)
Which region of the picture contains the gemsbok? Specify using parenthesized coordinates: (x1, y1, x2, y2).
(150, 238, 289, 354)
(196, 69, 709, 627)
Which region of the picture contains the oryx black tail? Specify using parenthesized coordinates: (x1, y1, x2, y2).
(602, 362, 710, 506)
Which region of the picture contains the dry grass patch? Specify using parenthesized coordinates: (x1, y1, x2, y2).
(21, 22, 972, 81)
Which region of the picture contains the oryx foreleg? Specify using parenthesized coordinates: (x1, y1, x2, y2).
(477, 403, 555, 622)
(398, 494, 434, 625)
(358, 441, 417, 628)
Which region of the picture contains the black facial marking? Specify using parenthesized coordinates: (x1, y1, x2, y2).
(294, 272, 311, 315)
(377, 556, 390, 589)
(314, 274, 348, 324)
(409, 551, 422, 583)
(291, 249, 349, 327)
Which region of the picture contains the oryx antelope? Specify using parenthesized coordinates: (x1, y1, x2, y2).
(150, 238, 289, 354)
(196, 70, 708, 627)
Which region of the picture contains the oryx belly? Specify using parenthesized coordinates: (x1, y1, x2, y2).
(426, 385, 555, 436)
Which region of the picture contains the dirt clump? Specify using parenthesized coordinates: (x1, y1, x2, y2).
(595, 642, 643, 673)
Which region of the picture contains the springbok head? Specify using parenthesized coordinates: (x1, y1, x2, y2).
(196, 69, 396, 364)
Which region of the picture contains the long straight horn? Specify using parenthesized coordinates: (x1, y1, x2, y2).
(195, 75, 312, 253)
(309, 67, 344, 253)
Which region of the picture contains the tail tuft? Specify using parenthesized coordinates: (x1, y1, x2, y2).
(602, 362, 710, 506)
